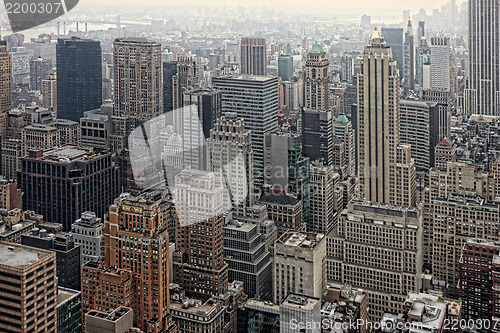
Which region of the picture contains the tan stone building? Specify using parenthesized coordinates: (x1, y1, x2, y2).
(357, 28, 416, 207)
(273, 231, 326, 304)
(0, 242, 57, 332)
(327, 199, 422, 320)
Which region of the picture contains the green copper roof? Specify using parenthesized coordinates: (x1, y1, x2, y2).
(310, 44, 325, 54)
(336, 114, 349, 124)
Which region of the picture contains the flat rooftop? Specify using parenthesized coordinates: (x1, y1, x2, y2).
(0, 242, 52, 267)
(282, 294, 319, 310)
(57, 287, 80, 306)
(276, 231, 324, 249)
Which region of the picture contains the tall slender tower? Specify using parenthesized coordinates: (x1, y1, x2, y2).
(304, 45, 330, 110)
(404, 18, 415, 93)
(172, 55, 198, 133)
(86, 190, 177, 332)
(113, 38, 163, 121)
(207, 116, 254, 217)
(466, 0, 500, 115)
(0, 39, 11, 137)
(240, 37, 267, 75)
(357, 28, 416, 207)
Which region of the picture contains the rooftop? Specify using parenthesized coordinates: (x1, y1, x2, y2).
(282, 294, 320, 310)
(276, 231, 324, 249)
(86, 307, 133, 322)
(310, 44, 325, 54)
(57, 287, 80, 306)
(0, 242, 53, 267)
(259, 193, 300, 206)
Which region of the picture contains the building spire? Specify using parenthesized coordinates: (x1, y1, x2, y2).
(371, 26, 381, 40)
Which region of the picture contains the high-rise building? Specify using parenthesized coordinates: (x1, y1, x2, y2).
(22, 230, 81, 290)
(170, 294, 226, 332)
(0, 39, 11, 137)
(334, 114, 356, 177)
(172, 54, 198, 127)
(224, 221, 273, 301)
(172, 169, 228, 300)
(327, 199, 422, 320)
(432, 193, 500, 296)
(430, 37, 451, 92)
(56, 287, 82, 333)
(465, 0, 500, 115)
(30, 57, 51, 91)
(458, 239, 500, 320)
(42, 72, 57, 114)
(340, 55, 354, 83)
(212, 75, 279, 188)
(113, 38, 162, 122)
(280, 294, 322, 333)
(19, 146, 120, 232)
(163, 60, 177, 113)
(357, 28, 416, 207)
(207, 116, 254, 217)
(278, 55, 294, 81)
(71, 211, 103, 264)
(0, 242, 57, 333)
(304, 45, 330, 110)
(240, 37, 267, 75)
(403, 19, 415, 93)
(302, 109, 334, 166)
(381, 28, 404, 83)
(83, 190, 177, 332)
(273, 231, 326, 304)
(399, 100, 444, 171)
(181, 87, 221, 170)
(56, 38, 102, 122)
(264, 131, 310, 223)
(309, 162, 337, 235)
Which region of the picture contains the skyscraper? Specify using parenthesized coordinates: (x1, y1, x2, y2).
(403, 18, 415, 93)
(381, 28, 404, 83)
(240, 37, 267, 75)
(163, 60, 177, 113)
(304, 45, 330, 110)
(207, 116, 254, 217)
(19, 146, 120, 232)
(212, 75, 279, 188)
(172, 169, 229, 300)
(83, 190, 177, 332)
(0, 242, 57, 333)
(466, 0, 500, 115)
(302, 109, 334, 165)
(56, 38, 102, 122)
(113, 38, 163, 121)
(30, 57, 51, 91)
(181, 87, 221, 170)
(278, 54, 294, 81)
(309, 161, 337, 235)
(172, 55, 198, 132)
(430, 36, 451, 92)
(264, 131, 310, 223)
(334, 114, 356, 177)
(357, 28, 416, 207)
(0, 39, 11, 137)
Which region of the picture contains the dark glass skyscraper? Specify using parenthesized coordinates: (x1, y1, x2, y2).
(163, 60, 177, 113)
(56, 37, 102, 122)
(381, 28, 404, 83)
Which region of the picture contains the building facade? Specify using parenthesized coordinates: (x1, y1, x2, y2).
(56, 38, 102, 122)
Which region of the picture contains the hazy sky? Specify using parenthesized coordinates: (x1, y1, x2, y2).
(82, 0, 463, 21)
